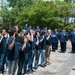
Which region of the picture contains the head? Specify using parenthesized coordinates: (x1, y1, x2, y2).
(29, 26, 31, 29)
(29, 29, 35, 36)
(45, 27, 47, 30)
(62, 29, 66, 32)
(42, 30, 46, 36)
(55, 29, 57, 32)
(51, 30, 55, 35)
(18, 35, 24, 43)
(26, 24, 28, 27)
(25, 34, 30, 41)
(22, 29, 26, 35)
(36, 32, 40, 37)
(14, 26, 19, 34)
(1, 29, 6, 36)
(32, 30, 35, 36)
(48, 29, 51, 34)
(37, 26, 39, 29)
(8, 28, 16, 37)
(73, 28, 75, 31)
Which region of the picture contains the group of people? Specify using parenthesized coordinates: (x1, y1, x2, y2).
(0, 24, 75, 75)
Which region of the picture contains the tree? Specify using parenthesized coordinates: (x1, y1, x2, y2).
(64, 0, 71, 2)
(64, 0, 75, 3)
(1, 0, 75, 32)
(56, 1, 72, 25)
(15, 1, 74, 31)
(0, 7, 10, 29)
(16, 1, 60, 29)
(7, 0, 38, 8)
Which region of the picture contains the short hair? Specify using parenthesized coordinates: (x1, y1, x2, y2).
(18, 35, 24, 43)
(8, 28, 16, 36)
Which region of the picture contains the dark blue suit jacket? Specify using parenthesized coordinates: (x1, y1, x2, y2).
(70, 31, 75, 42)
(50, 34, 58, 44)
(59, 32, 68, 42)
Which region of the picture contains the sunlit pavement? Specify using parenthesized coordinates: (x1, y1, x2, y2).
(4, 41, 75, 75)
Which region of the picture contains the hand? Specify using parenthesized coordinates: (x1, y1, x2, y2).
(43, 35, 44, 39)
(31, 32, 34, 36)
(24, 37, 27, 43)
(48, 34, 50, 38)
(36, 42, 39, 46)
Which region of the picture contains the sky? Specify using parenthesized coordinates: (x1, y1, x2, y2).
(0, 0, 8, 6)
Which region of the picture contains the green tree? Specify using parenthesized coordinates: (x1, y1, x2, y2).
(56, 1, 72, 25)
(16, 2, 60, 29)
(64, 0, 71, 2)
(1, 0, 75, 32)
(15, 1, 74, 31)
(64, 0, 75, 3)
(0, 7, 10, 29)
(7, 0, 38, 7)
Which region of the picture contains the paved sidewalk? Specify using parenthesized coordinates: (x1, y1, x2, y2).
(28, 51, 75, 75)
(69, 65, 75, 75)
(4, 41, 75, 75)
(4, 51, 75, 75)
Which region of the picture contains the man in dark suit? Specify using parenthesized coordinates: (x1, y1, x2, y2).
(55, 29, 59, 50)
(70, 28, 75, 53)
(59, 29, 68, 53)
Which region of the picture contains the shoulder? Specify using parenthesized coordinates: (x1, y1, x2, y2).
(40, 36, 43, 38)
(8, 37, 14, 43)
(66, 32, 68, 34)
(0, 36, 2, 39)
(59, 32, 62, 34)
(26, 42, 31, 47)
(8, 37, 14, 41)
(71, 31, 73, 34)
(17, 42, 22, 45)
